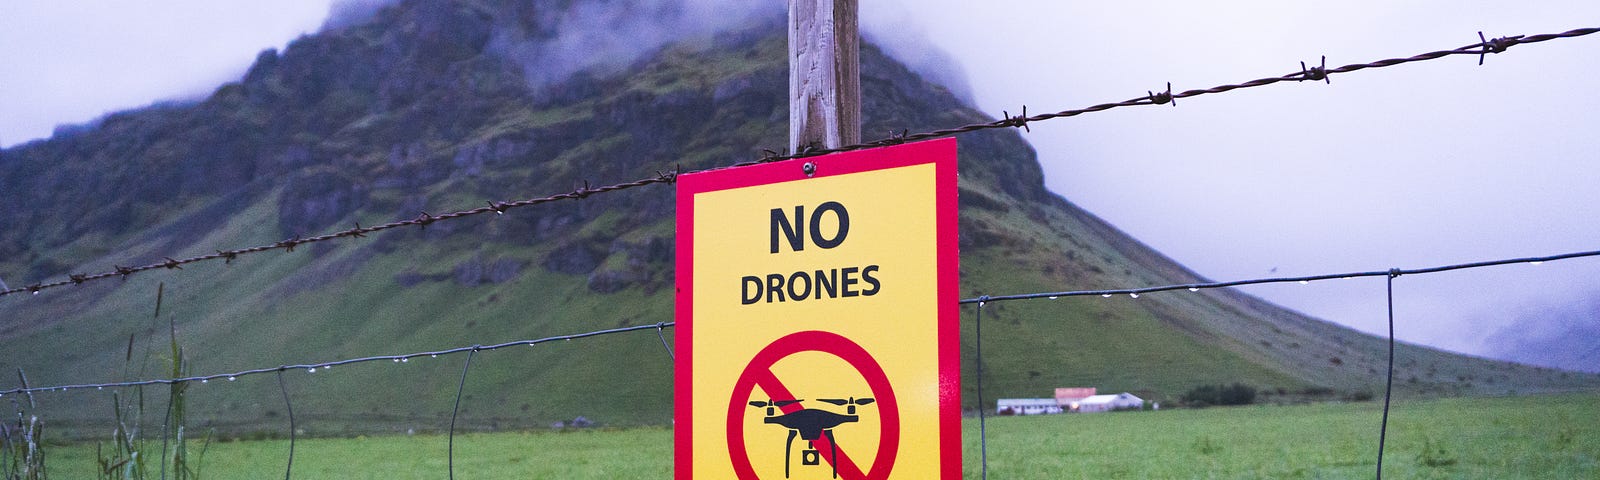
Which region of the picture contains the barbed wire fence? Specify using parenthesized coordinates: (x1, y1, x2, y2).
(6, 249, 1597, 477)
(3, 25, 1599, 479)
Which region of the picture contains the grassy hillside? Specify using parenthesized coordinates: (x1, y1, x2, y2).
(2, 0, 1596, 437)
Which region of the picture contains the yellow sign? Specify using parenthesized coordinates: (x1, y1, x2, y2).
(675, 139, 960, 479)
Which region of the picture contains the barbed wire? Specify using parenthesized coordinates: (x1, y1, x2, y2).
(0, 172, 679, 300)
(0, 322, 675, 396)
(960, 248, 1600, 305)
(756, 27, 1600, 160)
(3, 26, 1595, 301)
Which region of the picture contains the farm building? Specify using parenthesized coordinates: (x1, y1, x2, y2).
(1070, 392, 1144, 413)
(1055, 387, 1096, 404)
(997, 398, 1064, 415)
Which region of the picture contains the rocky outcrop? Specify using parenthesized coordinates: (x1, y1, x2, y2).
(277, 169, 368, 237)
(585, 235, 671, 294)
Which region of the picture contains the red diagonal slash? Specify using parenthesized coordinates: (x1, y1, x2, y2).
(727, 331, 899, 480)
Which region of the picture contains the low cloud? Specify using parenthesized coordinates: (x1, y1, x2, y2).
(490, 0, 784, 88)
(1482, 295, 1600, 373)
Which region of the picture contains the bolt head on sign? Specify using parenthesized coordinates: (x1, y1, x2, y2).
(675, 139, 960, 479)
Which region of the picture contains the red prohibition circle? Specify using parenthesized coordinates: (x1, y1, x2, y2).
(726, 330, 900, 480)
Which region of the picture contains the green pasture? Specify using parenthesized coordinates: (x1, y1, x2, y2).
(39, 393, 1598, 479)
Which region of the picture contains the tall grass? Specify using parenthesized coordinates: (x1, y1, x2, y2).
(94, 283, 212, 480)
(3, 370, 48, 480)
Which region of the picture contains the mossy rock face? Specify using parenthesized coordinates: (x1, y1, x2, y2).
(3, 0, 1598, 435)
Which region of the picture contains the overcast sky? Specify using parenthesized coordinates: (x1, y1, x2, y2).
(863, 0, 1600, 372)
(2, 1, 1597, 371)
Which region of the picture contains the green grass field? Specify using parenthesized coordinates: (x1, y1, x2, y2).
(38, 393, 1598, 479)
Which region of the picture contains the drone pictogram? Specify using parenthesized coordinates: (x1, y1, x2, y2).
(750, 396, 876, 479)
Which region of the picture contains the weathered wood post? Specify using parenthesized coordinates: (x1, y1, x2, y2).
(789, 0, 861, 152)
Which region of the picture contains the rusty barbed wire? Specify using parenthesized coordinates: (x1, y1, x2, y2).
(0, 171, 680, 299)
(3, 26, 1595, 300)
(751, 26, 1600, 162)
(0, 322, 674, 396)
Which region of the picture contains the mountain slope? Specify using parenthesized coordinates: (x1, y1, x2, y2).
(1, 0, 1595, 434)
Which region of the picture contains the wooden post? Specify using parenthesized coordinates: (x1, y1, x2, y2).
(789, 0, 861, 153)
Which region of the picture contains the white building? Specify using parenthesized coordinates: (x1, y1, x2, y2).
(996, 398, 1064, 415)
(1070, 392, 1144, 413)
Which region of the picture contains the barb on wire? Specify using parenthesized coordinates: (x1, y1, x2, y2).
(960, 248, 1600, 304)
(1000, 106, 1031, 132)
(1300, 56, 1330, 84)
(1479, 31, 1522, 65)
(1148, 82, 1175, 106)
(0, 322, 674, 397)
(0, 169, 681, 300)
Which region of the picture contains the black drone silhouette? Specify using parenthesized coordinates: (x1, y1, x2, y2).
(749, 397, 875, 479)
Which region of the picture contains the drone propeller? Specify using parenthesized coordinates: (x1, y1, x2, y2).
(818, 397, 875, 406)
(748, 399, 804, 408)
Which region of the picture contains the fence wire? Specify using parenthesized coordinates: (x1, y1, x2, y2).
(959, 248, 1600, 304)
(0, 322, 675, 396)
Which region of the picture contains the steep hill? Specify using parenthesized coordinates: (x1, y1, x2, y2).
(2, 0, 1595, 435)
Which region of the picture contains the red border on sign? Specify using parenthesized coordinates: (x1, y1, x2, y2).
(675, 138, 960, 479)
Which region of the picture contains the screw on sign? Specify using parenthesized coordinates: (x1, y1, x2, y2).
(727, 331, 900, 479)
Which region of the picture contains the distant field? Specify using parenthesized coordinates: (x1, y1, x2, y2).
(967, 393, 1599, 479)
(42, 393, 1598, 478)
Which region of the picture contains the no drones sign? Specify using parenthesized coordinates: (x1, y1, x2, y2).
(675, 139, 960, 479)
